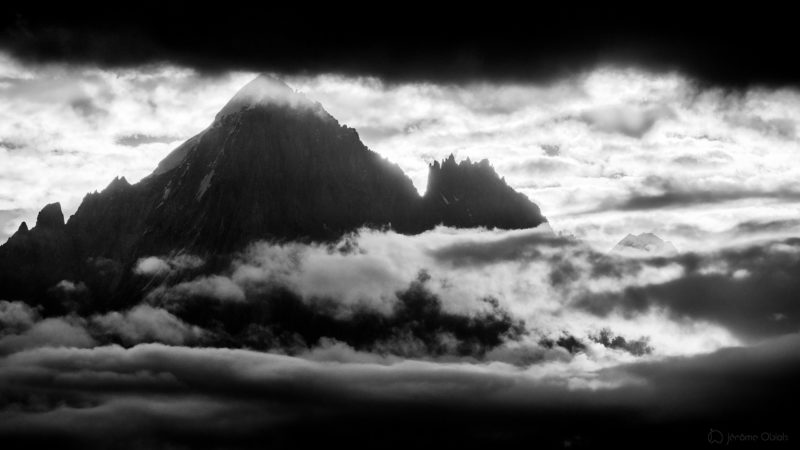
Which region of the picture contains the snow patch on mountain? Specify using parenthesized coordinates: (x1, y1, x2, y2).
(196, 170, 214, 201)
(611, 232, 678, 257)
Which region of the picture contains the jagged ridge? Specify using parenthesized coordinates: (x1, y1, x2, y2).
(0, 75, 547, 306)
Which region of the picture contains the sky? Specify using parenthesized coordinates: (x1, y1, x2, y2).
(1, 8, 800, 448)
(2, 52, 800, 252)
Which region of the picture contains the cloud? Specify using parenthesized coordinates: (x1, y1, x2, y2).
(575, 238, 800, 341)
(90, 305, 205, 346)
(429, 225, 565, 267)
(0, 335, 798, 448)
(0, 316, 94, 355)
(578, 104, 674, 138)
(0, 301, 204, 352)
(503, 156, 579, 176)
(602, 332, 800, 421)
(216, 75, 326, 119)
(152, 275, 246, 303)
(148, 268, 527, 359)
(725, 114, 796, 139)
(69, 97, 108, 120)
(0, 57, 256, 220)
(589, 328, 652, 356)
(593, 188, 800, 213)
(130, 227, 740, 360)
(1, 7, 799, 88)
(133, 256, 170, 276)
(114, 133, 179, 147)
(133, 254, 204, 276)
(0, 300, 39, 334)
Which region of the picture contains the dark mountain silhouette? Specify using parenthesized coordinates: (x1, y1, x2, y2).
(0, 75, 546, 306)
(423, 155, 544, 229)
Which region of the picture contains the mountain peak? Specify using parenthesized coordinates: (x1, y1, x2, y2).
(0, 77, 548, 300)
(104, 176, 131, 193)
(424, 155, 546, 229)
(35, 202, 65, 229)
(612, 232, 678, 257)
(215, 74, 319, 120)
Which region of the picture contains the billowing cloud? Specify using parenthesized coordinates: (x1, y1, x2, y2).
(0, 316, 94, 355)
(575, 238, 800, 341)
(0, 300, 39, 334)
(91, 305, 205, 346)
(152, 275, 246, 303)
(130, 226, 739, 360)
(134, 254, 204, 276)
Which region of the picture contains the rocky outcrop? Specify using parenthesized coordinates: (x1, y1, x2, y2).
(0, 203, 77, 306)
(422, 155, 545, 229)
(14, 221, 28, 235)
(35, 202, 65, 229)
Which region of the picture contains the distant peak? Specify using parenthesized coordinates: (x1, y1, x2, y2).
(16, 221, 28, 233)
(216, 74, 320, 120)
(35, 202, 65, 229)
(613, 232, 678, 256)
(107, 176, 130, 189)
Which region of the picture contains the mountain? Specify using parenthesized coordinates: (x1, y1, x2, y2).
(0, 75, 546, 306)
(423, 155, 544, 229)
(611, 232, 678, 257)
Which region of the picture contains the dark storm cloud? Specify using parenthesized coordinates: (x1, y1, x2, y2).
(582, 187, 800, 214)
(1, 335, 799, 449)
(430, 229, 569, 267)
(605, 332, 800, 422)
(576, 238, 800, 341)
(589, 328, 652, 356)
(2, 5, 800, 87)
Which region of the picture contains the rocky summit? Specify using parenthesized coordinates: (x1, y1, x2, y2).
(0, 75, 546, 306)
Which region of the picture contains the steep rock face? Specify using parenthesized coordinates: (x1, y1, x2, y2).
(14, 221, 29, 235)
(423, 155, 545, 229)
(36, 202, 65, 229)
(135, 85, 422, 253)
(0, 203, 78, 301)
(0, 75, 547, 303)
(68, 177, 152, 260)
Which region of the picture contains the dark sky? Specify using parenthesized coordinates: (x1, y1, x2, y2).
(1, 4, 798, 87)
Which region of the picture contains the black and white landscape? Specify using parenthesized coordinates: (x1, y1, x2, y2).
(0, 7, 798, 449)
